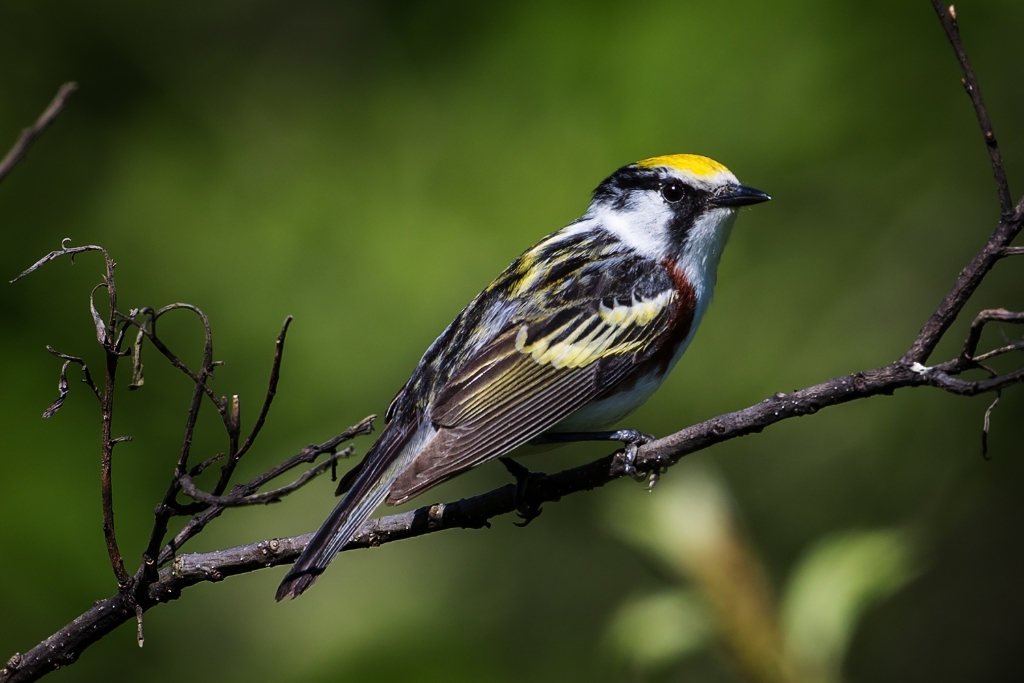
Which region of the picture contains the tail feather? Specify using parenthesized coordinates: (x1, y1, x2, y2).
(276, 421, 419, 600)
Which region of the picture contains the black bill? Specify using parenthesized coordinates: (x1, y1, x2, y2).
(710, 184, 771, 208)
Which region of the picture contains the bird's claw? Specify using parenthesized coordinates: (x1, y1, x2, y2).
(499, 457, 545, 526)
(612, 429, 655, 483)
(644, 465, 669, 491)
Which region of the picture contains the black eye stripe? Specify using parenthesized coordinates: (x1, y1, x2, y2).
(592, 163, 714, 210)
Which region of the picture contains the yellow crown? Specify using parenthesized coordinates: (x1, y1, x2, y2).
(636, 154, 731, 179)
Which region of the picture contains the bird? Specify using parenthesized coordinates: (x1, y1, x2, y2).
(276, 153, 769, 600)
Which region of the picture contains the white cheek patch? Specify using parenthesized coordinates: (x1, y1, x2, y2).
(589, 199, 673, 259)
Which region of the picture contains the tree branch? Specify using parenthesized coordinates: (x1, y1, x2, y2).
(176, 445, 355, 507)
(929, 2, 1012, 215)
(5, 348, 1023, 683)
(0, 82, 76, 184)
(902, 3, 1022, 364)
(213, 315, 293, 495)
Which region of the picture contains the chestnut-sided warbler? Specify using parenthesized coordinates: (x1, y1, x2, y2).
(277, 154, 769, 599)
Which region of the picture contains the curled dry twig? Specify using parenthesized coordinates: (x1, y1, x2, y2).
(2, 5, 1023, 682)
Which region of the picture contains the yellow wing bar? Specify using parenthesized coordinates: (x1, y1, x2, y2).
(515, 290, 675, 370)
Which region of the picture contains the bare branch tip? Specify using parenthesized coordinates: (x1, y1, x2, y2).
(135, 605, 145, 648)
(0, 81, 79, 185)
(981, 392, 1000, 460)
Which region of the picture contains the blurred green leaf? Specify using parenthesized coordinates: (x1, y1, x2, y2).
(781, 528, 921, 683)
(606, 466, 736, 577)
(606, 588, 712, 671)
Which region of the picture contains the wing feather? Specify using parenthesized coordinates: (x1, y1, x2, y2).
(386, 291, 676, 505)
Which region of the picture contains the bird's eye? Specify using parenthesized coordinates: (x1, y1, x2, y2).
(661, 182, 684, 203)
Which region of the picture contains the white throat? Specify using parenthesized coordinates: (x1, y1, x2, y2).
(677, 207, 737, 310)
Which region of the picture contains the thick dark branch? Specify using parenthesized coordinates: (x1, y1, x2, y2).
(930, 2, 1012, 214)
(9, 356, 1023, 683)
(902, 152, 1024, 366)
(0, 83, 76, 184)
(901, 4, 1024, 365)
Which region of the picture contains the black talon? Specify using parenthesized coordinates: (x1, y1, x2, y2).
(499, 457, 545, 526)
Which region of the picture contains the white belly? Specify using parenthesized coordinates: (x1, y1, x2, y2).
(548, 368, 668, 432)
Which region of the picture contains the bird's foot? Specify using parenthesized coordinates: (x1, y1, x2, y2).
(609, 429, 655, 483)
(530, 428, 657, 486)
(499, 457, 545, 527)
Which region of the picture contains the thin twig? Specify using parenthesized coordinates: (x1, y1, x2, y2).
(156, 416, 375, 566)
(10, 243, 111, 284)
(189, 452, 226, 477)
(929, 1, 1012, 214)
(137, 304, 218, 584)
(0, 83, 77, 184)
(45, 347, 100, 400)
(961, 308, 1024, 361)
(40, 348, 102, 418)
(981, 392, 1000, 460)
(117, 306, 223, 410)
(177, 446, 354, 507)
(10, 241, 131, 588)
(214, 315, 294, 495)
(97, 253, 131, 589)
(916, 365, 1024, 396)
(902, 4, 1022, 364)
(971, 341, 1024, 363)
(41, 361, 74, 419)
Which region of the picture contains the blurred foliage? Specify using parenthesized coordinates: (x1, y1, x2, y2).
(607, 468, 920, 683)
(782, 527, 919, 683)
(1, 1, 1023, 681)
(606, 588, 712, 672)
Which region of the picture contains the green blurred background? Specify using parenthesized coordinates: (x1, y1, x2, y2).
(1, 1, 1023, 681)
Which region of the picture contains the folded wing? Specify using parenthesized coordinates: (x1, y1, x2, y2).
(387, 287, 678, 504)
